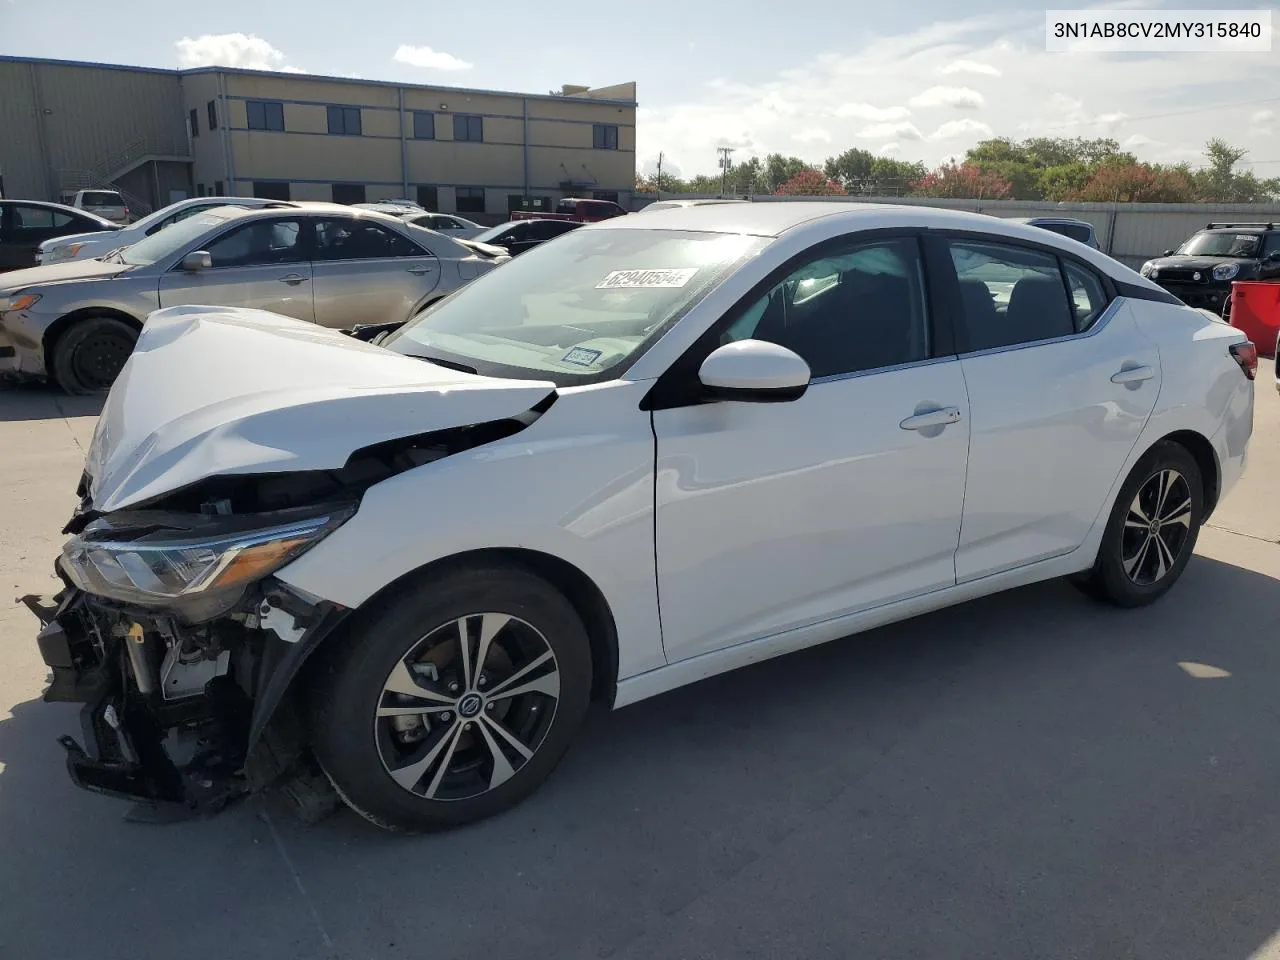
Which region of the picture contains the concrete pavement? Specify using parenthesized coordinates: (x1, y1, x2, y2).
(1, 366, 1278, 960)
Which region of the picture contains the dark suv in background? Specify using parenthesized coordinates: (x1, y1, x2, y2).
(1140, 222, 1280, 314)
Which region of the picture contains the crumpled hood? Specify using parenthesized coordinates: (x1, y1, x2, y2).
(0, 258, 129, 291)
(85, 305, 555, 512)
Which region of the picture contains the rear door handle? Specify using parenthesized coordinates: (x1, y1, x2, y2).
(278, 274, 309, 285)
(1111, 364, 1154, 384)
(900, 406, 962, 431)
(407, 265, 434, 275)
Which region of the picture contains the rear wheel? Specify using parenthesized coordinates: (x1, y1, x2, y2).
(50, 316, 137, 394)
(1074, 441, 1204, 607)
(310, 565, 592, 831)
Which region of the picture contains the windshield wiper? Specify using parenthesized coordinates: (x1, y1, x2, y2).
(413, 354, 479, 375)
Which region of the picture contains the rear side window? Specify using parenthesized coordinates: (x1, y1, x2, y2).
(1262, 232, 1280, 257)
(949, 241, 1074, 351)
(312, 218, 423, 260)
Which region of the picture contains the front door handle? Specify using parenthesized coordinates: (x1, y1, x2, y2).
(407, 266, 433, 275)
(900, 406, 962, 431)
(278, 274, 309, 285)
(1111, 364, 1154, 384)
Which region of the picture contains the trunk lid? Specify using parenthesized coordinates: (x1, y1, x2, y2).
(85, 305, 556, 512)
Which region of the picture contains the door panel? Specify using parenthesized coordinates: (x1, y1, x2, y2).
(955, 302, 1159, 581)
(158, 216, 315, 322)
(309, 217, 440, 327)
(654, 361, 970, 661)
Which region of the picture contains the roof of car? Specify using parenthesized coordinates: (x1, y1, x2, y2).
(591, 201, 1072, 239)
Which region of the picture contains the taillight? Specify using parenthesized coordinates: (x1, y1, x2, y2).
(1229, 341, 1258, 381)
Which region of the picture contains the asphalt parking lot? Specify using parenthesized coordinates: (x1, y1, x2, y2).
(2, 364, 1279, 960)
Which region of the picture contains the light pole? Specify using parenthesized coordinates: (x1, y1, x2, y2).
(717, 146, 734, 198)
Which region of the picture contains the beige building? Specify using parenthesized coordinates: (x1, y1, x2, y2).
(1, 56, 637, 220)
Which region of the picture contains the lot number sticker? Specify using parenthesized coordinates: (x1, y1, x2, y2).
(596, 268, 698, 289)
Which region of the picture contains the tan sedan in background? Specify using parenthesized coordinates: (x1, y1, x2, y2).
(0, 203, 508, 393)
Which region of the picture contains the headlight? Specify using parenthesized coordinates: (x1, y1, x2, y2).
(1212, 263, 1240, 281)
(60, 509, 352, 620)
(2, 293, 41, 312)
(1139, 261, 1154, 278)
(48, 244, 82, 262)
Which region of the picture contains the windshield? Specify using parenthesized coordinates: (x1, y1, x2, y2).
(117, 212, 232, 266)
(1176, 231, 1261, 258)
(383, 228, 768, 384)
(473, 223, 516, 244)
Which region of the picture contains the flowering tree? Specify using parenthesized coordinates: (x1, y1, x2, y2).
(1071, 163, 1196, 202)
(910, 162, 1014, 199)
(775, 169, 848, 196)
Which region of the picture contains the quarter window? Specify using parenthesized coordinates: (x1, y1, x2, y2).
(1063, 260, 1109, 332)
(327, 105, 362, 136)
(949, 241, 1074, 352)
(455, 187, 486, 213)
(206, 218, 304, 268)
(246, 100, 286, 131)
(412, 111, 435, 139)
(592, 124, 619, 150)
(453, 114, 483, 142)
(312, 219, 423, 260)
(723, 236, 931, 379)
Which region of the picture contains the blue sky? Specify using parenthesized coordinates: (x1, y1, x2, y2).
(2, 0, 1277, 179)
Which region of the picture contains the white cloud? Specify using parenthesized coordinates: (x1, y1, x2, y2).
(392, 44, 473, 71)
(908, 86, 985, 109)
(793, 128, 832, 143)
(929, 118, 994, 140)
(857, 121, 924, 140)
(939, 59, 1001, 76)
(834, 102, 912, 121)
(1253, 109, 1276, 123)
(175, 33, 300, 71)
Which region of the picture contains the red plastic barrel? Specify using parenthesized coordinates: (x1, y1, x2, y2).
(1228, 281, 1280, 357)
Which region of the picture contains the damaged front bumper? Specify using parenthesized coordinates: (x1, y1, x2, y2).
(25, 581, 347, 820)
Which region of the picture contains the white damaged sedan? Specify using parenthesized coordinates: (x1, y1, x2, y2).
(28, 203, 1255, 831)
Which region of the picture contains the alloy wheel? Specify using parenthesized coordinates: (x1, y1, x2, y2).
(1121, 468, 1193, 586)
(373, 613, 561, 801)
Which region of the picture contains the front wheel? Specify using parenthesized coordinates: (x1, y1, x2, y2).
(1074, 441, 1204, 607)
(310, 565, 592, 831)
(50, 316, 138, 394)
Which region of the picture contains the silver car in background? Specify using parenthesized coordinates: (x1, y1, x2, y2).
(0, 203, 508, 393)
(39, 196, 296, 264)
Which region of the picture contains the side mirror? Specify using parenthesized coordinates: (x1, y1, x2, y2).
(1162, 249, 1174, 257)
(181, 250, 212, 271)
(698, 340, 810, 403)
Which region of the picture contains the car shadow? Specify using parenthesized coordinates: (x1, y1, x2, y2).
(3, 555, 1280, 960)
(0, 380, 104, 422)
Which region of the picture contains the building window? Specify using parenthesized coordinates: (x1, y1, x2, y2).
(593, 124, 619, 150)
(189, 108, 199, 137)
(416, 185, 438, 211)
(327, 105, 362, 136)
(214, 180, 225, 196)
(509, 195, 552, 214)
(246, 101, 286, 132)
(592, 190, 620, 203)
(207, 100, 218, 130)
(332, 183, 366, 205)
(453, 114, 483, 142)
(253, 181, 291, 201)
(455, 186, 485, 213)
(196, 183, 205, 196)
(412, 111, 435, 140)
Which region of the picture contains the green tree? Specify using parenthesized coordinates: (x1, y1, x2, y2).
(1192, 138, 1278, 202)
(1037, 163, 1094, 201)
(823, 150, 924, 194)
(823, 148, 876, 190)
(761, 154, 812, 193)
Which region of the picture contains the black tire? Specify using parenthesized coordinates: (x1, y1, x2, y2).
(310, 564, 593, 832)
(1073, 440, 1204, 608)
(50, 316, 138, 395)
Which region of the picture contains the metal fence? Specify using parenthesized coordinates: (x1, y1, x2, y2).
(632, 195, 1280, 268)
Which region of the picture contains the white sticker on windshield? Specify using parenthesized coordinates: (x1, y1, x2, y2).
(596, 267, 698, 289)
(1236, 235, 1255, 242)
(561, 347, 603, 367)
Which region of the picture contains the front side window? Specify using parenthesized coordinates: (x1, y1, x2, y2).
(453, 114, 483, 142)
(206, 218, 304, 268)
(413, 111, 435, 139)
(950, 240, 1074, 352)
(384, 228, 767, 385)
(1260, 232, 1280, 257)
(312, 218, 422, 260)
(592, 124, 619, 150)
(122, 212, 230, 266)
(1176, 231, 1260, 258)
(722, 237, 930, 379)
(327, 105, 362, 136)
(247, 101, 286, 131)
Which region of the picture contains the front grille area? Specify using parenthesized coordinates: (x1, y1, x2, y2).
(1157, 281, 1228, 312)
